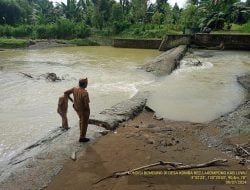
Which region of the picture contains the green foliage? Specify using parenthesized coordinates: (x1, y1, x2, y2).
(68, 39, 99, 46)
(35, 24, 57, 39)
(237, 22, 250, 33)
(0, 0, 249, 39)
(0, 38, 30, 48)
(152, 11, 164, 27)
(112, 21, 130, 34)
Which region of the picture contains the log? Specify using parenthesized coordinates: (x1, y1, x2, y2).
(94, 158, 228, 184)
(19, 72, 33, 78)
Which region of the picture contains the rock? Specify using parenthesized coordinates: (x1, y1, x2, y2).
(71, 151, 76, 161)
(244, 113, 250, 119)
(153, 114, 163, 120)
(147, 124, 156, 128)
(146, 139, 155, 144)
(99, 130, 109, 136)
(160, 140, 167, 146)
(135, 133, 141, 137)
(145, 106, 155, 113)
(159, 146, 168, 153)
(125, 134, 134, 138)
(134, 125, 140, 128)
(45, 73, 60, 82)
(237, 75, 250, 91)
(167, 142, 173, 146)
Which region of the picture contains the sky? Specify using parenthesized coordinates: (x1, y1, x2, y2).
(51, 0, 187, 8)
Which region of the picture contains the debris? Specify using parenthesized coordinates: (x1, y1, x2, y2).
(153, 114, 163, 120)
(71, 151, 76, 161)
(147, 124, 156, 128)
(99, 130, 109, 136)
(234, 143, 250, 158)
(19, 72, 33, 78)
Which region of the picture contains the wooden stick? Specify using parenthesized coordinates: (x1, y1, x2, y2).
(236, 144, 250, 156)
(168, 159, 228, 170)
(93, 159, 227, 184)
(19, 72, 33, 78)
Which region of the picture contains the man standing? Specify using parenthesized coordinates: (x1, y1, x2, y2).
(64, 78, 90, 142)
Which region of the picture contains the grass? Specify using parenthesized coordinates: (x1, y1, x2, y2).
(211, 23, 250, 34)
(0, 38, 30, 48)
(67, 39, 99, 46)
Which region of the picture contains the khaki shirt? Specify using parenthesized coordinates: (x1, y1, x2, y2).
(64, 87, 90, 112)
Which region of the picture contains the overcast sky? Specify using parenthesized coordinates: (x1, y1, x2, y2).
(51, 0, 187, 8)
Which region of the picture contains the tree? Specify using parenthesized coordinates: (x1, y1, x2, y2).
(172, 2, 181, 24)
(131, 0, 149, 23)
(152, 11, 163, 28)
(0, 0, 27, 25)
(58, 0, 86, 22)
(156, 0, 167, 13)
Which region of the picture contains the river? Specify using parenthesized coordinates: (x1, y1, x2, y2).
(0, 46, 159, 164)
(147, 50, 250, 122)
(0, 47, 249, 166)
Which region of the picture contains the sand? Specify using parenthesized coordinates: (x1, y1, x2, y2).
(46, 111, 249, 190)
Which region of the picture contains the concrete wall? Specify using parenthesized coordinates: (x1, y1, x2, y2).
(192, 34, 250, 50)
(159, 34, 190, 51)
(113, 34, 250, 50)
(113, 38, 162, 49)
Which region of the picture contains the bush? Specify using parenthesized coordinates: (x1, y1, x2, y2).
(13, 25, 33, 37)
(0, 38, 30, 48)
(68, 39, 99, 46)
(55, 18, 76, 39)
(0, 25, 14, 37)
(112, 21, 130, 34)
(35, 24, 57, 39)
(75, 24, 91, 38)
(238, 22, 250, 33)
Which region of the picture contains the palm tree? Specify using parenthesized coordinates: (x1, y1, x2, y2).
(58, 0, 86, 22)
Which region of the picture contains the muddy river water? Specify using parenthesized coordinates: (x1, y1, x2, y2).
(0, 46, 249, 166)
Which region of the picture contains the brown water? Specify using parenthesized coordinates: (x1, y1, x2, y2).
(147, 50, 250, 122)
(0, 46, 159, 163)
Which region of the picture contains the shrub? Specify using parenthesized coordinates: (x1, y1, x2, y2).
(13, 25, 33, 37)
(55, 18, 76, 39)
(0, 38, 30, 48)
(68, 39, 99, 46)
(238, 22, 250, 33)
(35, 24, 57, 39)
(75, 24, 91, 38)
(112, 21, 130, 34)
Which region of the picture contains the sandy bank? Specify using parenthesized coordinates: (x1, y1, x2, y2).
(45, 74, 250, 190)
(46, 110, 249, 190)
